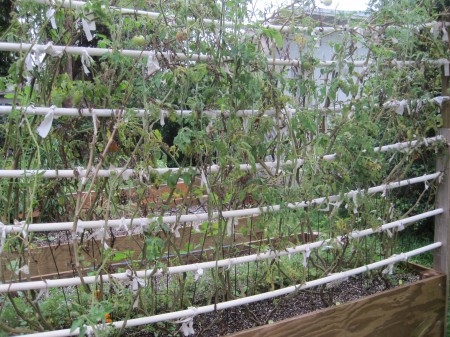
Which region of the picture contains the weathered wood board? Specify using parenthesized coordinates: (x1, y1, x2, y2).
(2, 216, 316, 280)
(228, 271, 446, 337)
(72, 181, 193, 210)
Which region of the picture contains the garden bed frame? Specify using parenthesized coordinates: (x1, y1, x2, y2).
(1, 215, 317, 280)
(228, 264, 446, 337)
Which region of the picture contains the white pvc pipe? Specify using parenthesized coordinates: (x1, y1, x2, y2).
(0, 136, 444, 179)
(7, 94, 443, 119)
(31, 0, 340, 33)
(13, 242, 442, 337)
(373, 136, 445, 153)
(0, 172, 442, 233)
(1, 171, 441, 231)
(0, 208, 441, 293)
(0, 105, 282, 118)
(0, 42, 215, 62)
(0, 42, 434, 68)
(34, 0, 449, 34)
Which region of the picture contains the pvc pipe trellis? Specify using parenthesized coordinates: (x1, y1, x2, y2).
(13, 242, 442, 337)
(1, 42, 448, 68)
(33, 0, 337, 33)
(0, 208, 441, 293)
(35, 0, 450, 34)
(1, 4, 445, 336)
(0, 136, 444, 179)
(0, 171, 441, 232)
(0, 105, 282, 118)
(0, 95, 447, 119)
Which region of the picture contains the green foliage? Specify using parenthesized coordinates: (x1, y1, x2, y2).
(0, 0, 448, 335)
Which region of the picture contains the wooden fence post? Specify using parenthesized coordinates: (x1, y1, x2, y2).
(435, 64, 450, 273)
(435, 126, 450, 275)
(434, 90, 450, 334)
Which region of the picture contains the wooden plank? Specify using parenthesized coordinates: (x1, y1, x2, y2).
(73, 181, 193, 210)
(2, 216, 316, 280)
(1, 216, 260, 279)
(228, 272, 446, 337)
(435, 128, 450, 277)
(434, 128, 450, 336)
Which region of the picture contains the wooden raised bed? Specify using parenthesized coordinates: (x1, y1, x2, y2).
(227, 264, 446, 337)
(73, 181, 196, 210)
(2, 216, 317, 280)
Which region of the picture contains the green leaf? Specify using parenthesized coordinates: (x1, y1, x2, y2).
(174, 127, 193, 153)
(167, 172, 178, 189)
(154, 129, 162, 141)
(263, 28, 284, 48)
(182, 172, 192, 186)
(70, 318, 85, 333)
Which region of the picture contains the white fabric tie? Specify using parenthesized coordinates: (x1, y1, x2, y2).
(46, 8, 57, 30)
(81, 49, 94, 75)
(200, 170, 210, 194)
(442, 25, 449, 42)
(382, 263, 394, 275)
(121, 169, 133, 181)
(226, 218, 233, 237)
(160, 110, 167, 126)
(432, 22, 440, 38)
(86, 227, 110, 241)
(175, 307, 197, 336)
(147, 52, 160, 76)
(126, 269, 145, 308)
(92, 111, 98, 136)
(134, 218, 151, 235)
(194, 264, 203, 281)
(36, 105, 57, 138)
(432, 96, 449, 106)
(437, 59, 450, 76)
(396, 100, 409, 116)
(302, 245, 311, 268)
(0, 222, 6, 255)
(119, 217, 132, 236)
(15, 264, 30, 275)
(75, 220, 85, 237)
(81, 14, 96, 42)
(34, 282, 50, 302)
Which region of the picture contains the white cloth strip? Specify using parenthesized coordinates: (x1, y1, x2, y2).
(81, 18, 93, 41)
(0, 208, 442, 293)
(35, 105, 56, 138)
(12, 242, 441, 337)
(46, 7, 57, 29)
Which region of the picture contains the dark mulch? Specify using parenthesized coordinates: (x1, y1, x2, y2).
(124, 271, 419, 337)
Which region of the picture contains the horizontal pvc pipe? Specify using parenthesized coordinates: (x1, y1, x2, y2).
(13, 242, 442, 337)
(0, 208, 441, 293)
(32, 0, 345, 33)
(373, 136, 446, 153)
(0, 105, 282, 118)
(286, 172, 441, 210)
(0, 136, 444, 179)
(2, 42, 444, 68)
(1, 171, 441, 232)
(0, 95, 445, 120)
(34, 0, 449, 34)
(0, 41, 359, 67)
